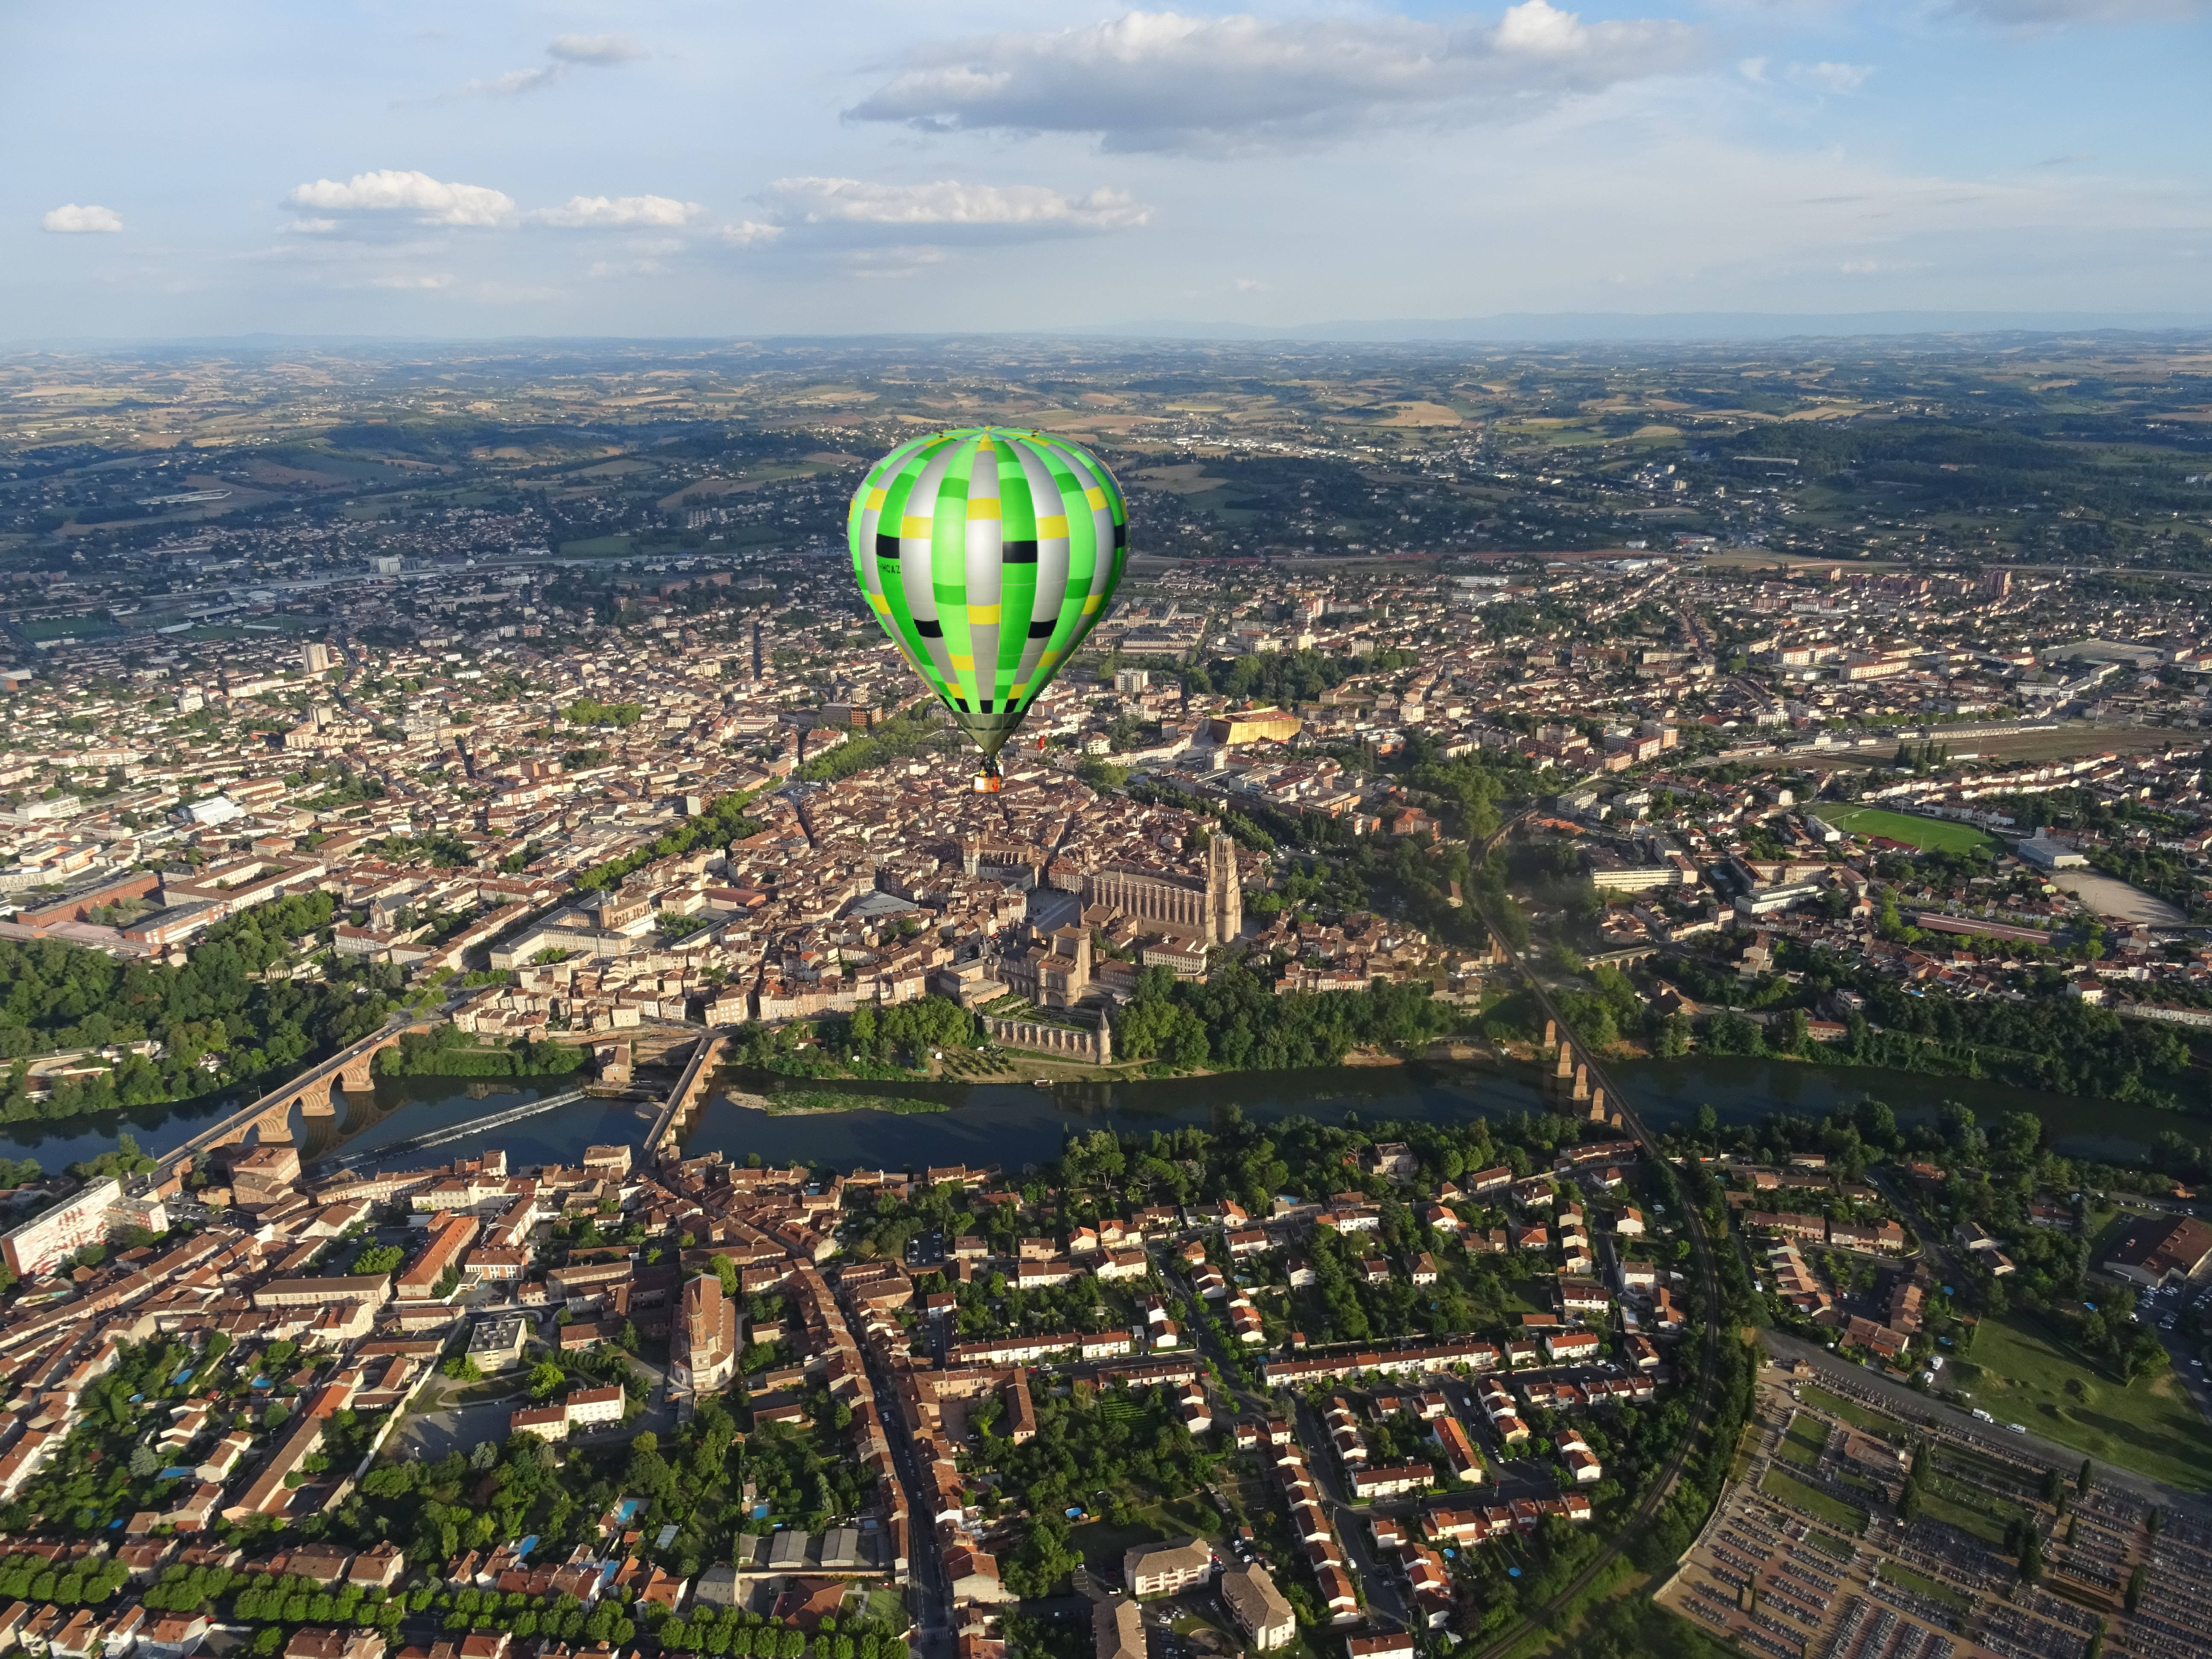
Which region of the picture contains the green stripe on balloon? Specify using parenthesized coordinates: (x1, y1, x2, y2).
(848, 427, 1126, 765)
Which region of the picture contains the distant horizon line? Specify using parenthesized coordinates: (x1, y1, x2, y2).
(8, 309, 2212, 352)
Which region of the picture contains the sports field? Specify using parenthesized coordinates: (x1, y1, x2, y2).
(1953, 1312, 2212, 1493)
(1825, 805, 1994, 854)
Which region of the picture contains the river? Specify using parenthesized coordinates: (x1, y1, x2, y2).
(6, 1052, 2199, 1180)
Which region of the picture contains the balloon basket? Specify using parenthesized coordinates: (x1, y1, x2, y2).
(974, 756, 1004, 794)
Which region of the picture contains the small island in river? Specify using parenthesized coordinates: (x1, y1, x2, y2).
(731, 1087, 949, 1117)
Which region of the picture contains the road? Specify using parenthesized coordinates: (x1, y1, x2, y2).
(861, 1341, 953, 1659)
(1758, 1327, 2212, 1525)
(1289, 1396, 1411, 1629)
(1862, 1167, 1963, 1286)
(1868, 1170, 2212, 1432)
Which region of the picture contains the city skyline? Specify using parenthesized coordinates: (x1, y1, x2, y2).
(8, 0, 2212, 340)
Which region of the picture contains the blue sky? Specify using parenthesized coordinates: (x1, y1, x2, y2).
(6, 0, 2209, 337)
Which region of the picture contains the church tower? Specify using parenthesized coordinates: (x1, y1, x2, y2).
(1207, 833, 1242, 946)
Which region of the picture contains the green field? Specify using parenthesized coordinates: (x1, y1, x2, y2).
(1800, 1528, 1857, 1561)
(18, 616, 119, 640)
(1801, 1385, 1906, 1441)
(1879, 1563, 1969, 1612)
(1777, 1413, 1830, 1470)
(1825, 806, 1994, 854)
(1759, 1466, 1868, 1536)
(1955, 1311, 2212, 1493)
(1072, 1496, 1219, 1572)
(1916, 1479, 2011, 1546)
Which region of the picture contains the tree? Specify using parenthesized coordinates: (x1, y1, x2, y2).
(528, 1361, 565, 1401)
(128, 1441, 162, 1479)
(2077, 1457, 2094, 1496)
(442, 1355, 482, 1382)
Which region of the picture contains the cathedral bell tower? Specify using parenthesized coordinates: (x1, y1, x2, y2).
(1207, 833, 1242, 946)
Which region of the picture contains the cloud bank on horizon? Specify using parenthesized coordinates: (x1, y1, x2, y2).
(6, 1, 2211, 335)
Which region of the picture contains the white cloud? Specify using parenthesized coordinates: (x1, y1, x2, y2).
(443, 32, 646, 99)
(765, 178, 1150, 230)
(42, 203, 122, 233)
(288, 170, 515, 227)
(531, 195, 701, 229)
(1235, 277, 1267, 291)
(1496, 0, 1595, 50)
(370, 273, 454, 289)
(282, 217, 339, 234)
(845, 4, 1704, 154)
(549, 33, 644, 66)
(716, 221, 784, 246)
(464, 66, 565, 96)
(1789, 61, 1871, 91)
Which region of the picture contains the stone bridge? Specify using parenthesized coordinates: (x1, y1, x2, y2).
(161, 1019, 429, 1171)
(1542, 1016, 1622, 1129)
(647, 1030, 731, 1158)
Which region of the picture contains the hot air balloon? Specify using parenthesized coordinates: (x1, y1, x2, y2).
(848, 427, 1128, 792)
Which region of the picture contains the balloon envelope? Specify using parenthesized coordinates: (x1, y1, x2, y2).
(848, 427, 1127, 765)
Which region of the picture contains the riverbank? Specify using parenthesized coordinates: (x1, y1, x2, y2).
(757, 1039, 1470, 1091)
(373, 1031, 588, 1080)
(24, 1047, 2205, 1185)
